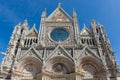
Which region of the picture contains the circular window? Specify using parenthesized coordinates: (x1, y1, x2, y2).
(50, 28, 69, 42)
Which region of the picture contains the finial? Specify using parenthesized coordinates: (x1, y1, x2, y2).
(73, 8, 77, 17)
(23, 19, 28, 24)
(41, 8, 46, 17)
(90, 19, 97, 28)
(22, 19, 28, 27)
(33, 23, 36, 28)
(83, 24, 87, 28)
(24, 19, 28, 22)
(91, 19, 96, 24)
(73, 8, 75, 14)
(58, 2, 61, 8)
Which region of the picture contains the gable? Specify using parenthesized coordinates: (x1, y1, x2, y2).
(80, 28, 90, 35)
(46, 45, 73, 62)
(77, 46, 100, 60)
(80, 25, 91, 35)
(26, 27, 38, 37)
(46, 7, 72, 22)
(19, 46, 42, 62)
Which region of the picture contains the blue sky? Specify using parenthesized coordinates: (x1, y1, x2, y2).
(0, 0, 120, 68)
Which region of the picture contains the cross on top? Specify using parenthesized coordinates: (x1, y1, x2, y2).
(58, 2, 62, 7)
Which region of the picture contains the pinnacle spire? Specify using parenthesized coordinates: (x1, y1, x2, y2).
(73, 8, 76, 13)
(22, 19, 28, 27)
(32, 23, 38, 33)
(91, 19, 96, 25)
(73, 8, 77, 18)
(33, 23, 36, 28)
(83, 24, 87, 28)
(23, 19, 28, 24)
(41, 8, 46, 17)
(58, 2, 61, 8)
(90, 19, 97, 28)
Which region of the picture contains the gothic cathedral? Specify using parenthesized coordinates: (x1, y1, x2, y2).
(1, 4, 118, 80)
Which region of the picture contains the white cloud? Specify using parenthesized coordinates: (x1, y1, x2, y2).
(0, 52, 6, 55)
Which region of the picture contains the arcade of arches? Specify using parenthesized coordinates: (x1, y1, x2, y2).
(12, 57, 106, 80)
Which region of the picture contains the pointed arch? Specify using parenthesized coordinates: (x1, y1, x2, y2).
(77, 56, 107, 79)
(44, 56, 75, 74)
(14, 57, 42, 80)
(16, 57, 42, 72)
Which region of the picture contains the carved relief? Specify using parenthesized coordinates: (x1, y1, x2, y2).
(1, 4, 116, 80)
(46, 8, 71, 22)
(82, 64, 96, 79)
(52, 63, 68, 74)
(38, 50, 44, 57)
(22, 64, 37, 77)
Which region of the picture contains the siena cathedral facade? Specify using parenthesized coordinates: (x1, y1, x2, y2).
(0, 4, 118, 80)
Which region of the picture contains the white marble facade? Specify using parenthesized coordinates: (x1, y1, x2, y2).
(0, 3, 118, 80)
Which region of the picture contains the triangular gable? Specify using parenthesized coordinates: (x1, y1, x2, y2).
(77, 45, 100, 61)
(80, 24, 91, 35)
(46, 44, 74, 62)
(46, 7, 72, 22)
(19, 46, 42, 62)
(26, 27, 38, 37)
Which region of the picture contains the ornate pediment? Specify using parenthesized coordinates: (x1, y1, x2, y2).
(26, 26, 38, 37)
(77, 45, 100, 61)
(80, 24, 91, 35)
(19, 46, 42, 62)
(46, 7, 72, 22)
(46, 44, 74, 62)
